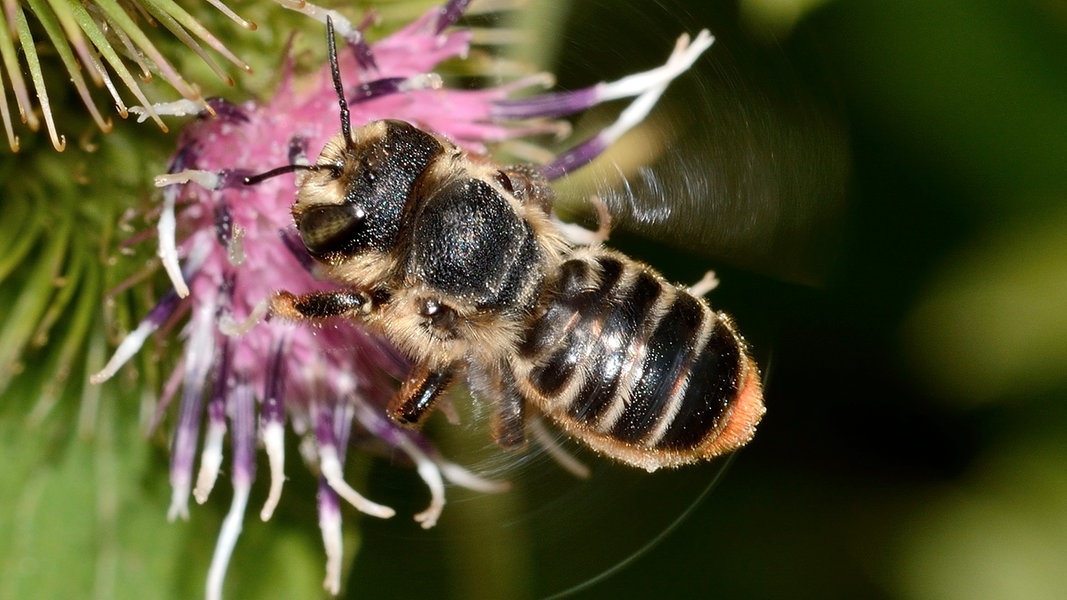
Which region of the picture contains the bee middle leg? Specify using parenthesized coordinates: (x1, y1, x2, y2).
(271, 290, 457, 429)
(388, 366, 455, 428)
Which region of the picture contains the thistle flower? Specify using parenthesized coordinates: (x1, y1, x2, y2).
(91, 1, 713, 597)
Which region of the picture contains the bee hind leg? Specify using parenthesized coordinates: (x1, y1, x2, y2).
(491, 368, 527, 449)
(552, 194, 612, 246)
(468, 360, 527, 449)
(498, 164, 556, 213)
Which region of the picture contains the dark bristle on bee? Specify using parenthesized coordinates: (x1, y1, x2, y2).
(252, 17, 764, 472)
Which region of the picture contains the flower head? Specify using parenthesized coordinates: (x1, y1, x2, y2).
(92, 1, 713, 597)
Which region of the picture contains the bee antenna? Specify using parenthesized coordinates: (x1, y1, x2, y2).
(326, 16, 352, 145)
(243, 164, 317, 186)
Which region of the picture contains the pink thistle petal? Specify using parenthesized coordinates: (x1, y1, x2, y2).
(206, 380, 256, 600)
(315, 400, 395, 520)
(259, 418, 286, 521)
(438, 461, 512, 493)
(194, 338, 232, 504)
(158, 182, 191, 298)
(168, 302, 218, 521)
(529, 416, 591, 479)
(193, 410, 227, 504)
(317, 480, 344, 595)
(258, 339, 288, 521)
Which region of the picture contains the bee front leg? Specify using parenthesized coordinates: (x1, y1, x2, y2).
(221, 289, 374, 336)
(268, 290, 372, 321)
(388, 366, 455, 428)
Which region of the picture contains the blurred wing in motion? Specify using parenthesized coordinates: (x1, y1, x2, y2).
(549, 1, 849, 287)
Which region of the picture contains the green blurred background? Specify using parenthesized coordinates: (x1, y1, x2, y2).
(3, 0, 1067, 598)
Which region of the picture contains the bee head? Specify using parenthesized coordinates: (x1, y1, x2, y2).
(251, 19, 445, 265)
(292, 120, 442, 261)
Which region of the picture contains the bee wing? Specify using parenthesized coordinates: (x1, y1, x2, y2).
(543, 6, 849, 287)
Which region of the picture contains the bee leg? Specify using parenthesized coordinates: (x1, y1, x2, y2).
(687, 271, 720, 297)
(551, 194, 612, 246)
(467, 361, 527, 448)
(388, 366, 455, 428)
(491, 367, 527, 449)
(267, 290, 371, 321)
(497, 164, 556, 214)
(221, 290, 371, 336)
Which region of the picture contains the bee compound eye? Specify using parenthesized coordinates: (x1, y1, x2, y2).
(297, 203, 367, 257)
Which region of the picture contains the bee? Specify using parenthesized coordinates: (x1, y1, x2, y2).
(255, 19, 764, 472)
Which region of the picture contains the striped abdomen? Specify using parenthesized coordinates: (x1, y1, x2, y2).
(514, 248, 764, 472)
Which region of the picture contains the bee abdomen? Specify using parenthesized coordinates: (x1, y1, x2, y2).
(517, 250, 763, 470)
